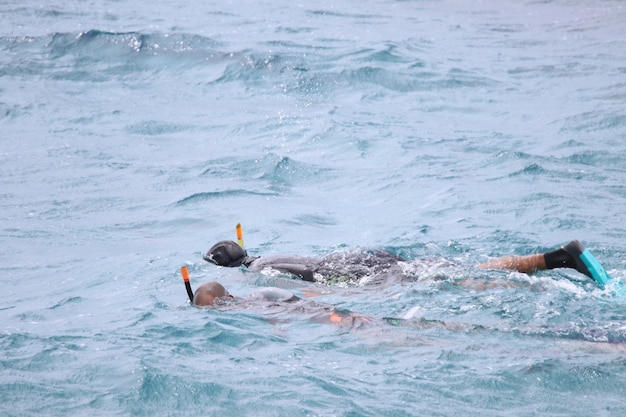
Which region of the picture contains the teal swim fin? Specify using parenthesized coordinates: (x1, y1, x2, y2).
(579, 248, 612, 288)
(563, 240, 624, 295)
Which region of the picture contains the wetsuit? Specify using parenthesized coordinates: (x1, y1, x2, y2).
(243, 250, 407, 286)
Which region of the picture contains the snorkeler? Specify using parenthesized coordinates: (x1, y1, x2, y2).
(203, 238, 612, 288)
(183, 274, 626, 345)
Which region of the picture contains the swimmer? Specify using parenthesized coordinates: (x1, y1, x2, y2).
(187, 280, 626, 348)
(203, 239, 611, 287)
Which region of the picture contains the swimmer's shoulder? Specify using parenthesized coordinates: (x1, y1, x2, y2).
(248, 287, 300, 302)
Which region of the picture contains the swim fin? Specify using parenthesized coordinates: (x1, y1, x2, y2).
(562, 240, 612, 288)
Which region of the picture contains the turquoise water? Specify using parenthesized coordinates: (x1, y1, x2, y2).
(2, 0, 626, 415)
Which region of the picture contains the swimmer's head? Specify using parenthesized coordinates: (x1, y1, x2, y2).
(193, 281, 233, 306)
(203, 240, 247, 267)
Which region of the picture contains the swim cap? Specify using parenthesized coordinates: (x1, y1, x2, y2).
(204, 240, 247, 267)
(193, 281, 232, 306)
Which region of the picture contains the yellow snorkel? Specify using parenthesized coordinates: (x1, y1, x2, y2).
(236, 223, 245, 249)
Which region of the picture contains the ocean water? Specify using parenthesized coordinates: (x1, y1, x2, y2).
(2, 0, 626, 415)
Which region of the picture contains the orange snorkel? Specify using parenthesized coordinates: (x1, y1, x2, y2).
(181, 266, 194, 303)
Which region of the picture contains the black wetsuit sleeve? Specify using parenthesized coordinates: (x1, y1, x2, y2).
(271, 264, 315, 282)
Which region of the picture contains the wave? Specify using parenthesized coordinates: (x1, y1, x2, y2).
(0, 30, 226, 81)
(559, 110, 626, 133)
(197, 153, 333, 193)
(175, 189, 277, 206)
(1, 30, 498, 95)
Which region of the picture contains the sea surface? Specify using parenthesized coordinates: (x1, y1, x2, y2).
(2, 0, 626, 416)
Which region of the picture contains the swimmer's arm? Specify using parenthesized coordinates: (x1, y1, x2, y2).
(271, 264, 315, 282)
